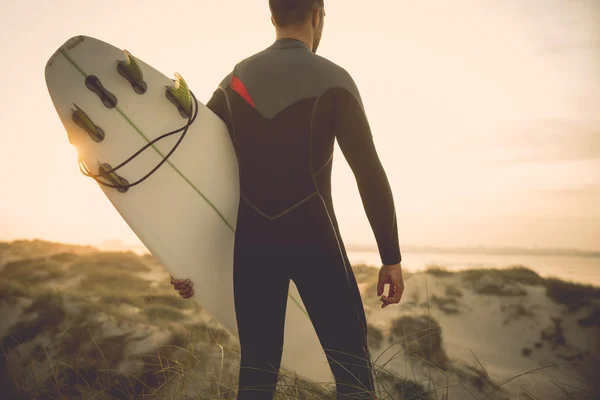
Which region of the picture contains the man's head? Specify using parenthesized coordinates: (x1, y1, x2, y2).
(269, 0, 325, 53)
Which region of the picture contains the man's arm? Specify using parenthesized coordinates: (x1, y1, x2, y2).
(205, 89, 226, 120)
(206, 73, 240, 158)
(333, 85, 401, 266)
(205, 73, 232, 123)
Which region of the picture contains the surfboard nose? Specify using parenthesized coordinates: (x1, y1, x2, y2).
(45, 35, 87, 75)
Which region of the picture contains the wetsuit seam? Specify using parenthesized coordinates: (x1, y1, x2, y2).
(309, 91, 374, 390)
(241, 192, 318, 220)
(314, 153, 333, 176)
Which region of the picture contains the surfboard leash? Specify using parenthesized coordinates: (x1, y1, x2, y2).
(77, 89, 199, 192)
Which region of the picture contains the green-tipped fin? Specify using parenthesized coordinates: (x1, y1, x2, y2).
(165, 72, 192, 118)
(71, 104, 105, 142)
(117, 49, 147, 94)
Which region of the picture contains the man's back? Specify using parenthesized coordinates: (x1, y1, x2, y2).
(207, 38, 400, 265)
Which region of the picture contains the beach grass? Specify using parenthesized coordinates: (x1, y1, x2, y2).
(0, 240, 598, 399)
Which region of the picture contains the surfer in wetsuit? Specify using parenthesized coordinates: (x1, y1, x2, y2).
(171, 1, 404, 398)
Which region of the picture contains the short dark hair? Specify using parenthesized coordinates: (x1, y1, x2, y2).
(269, 0, 324, 28)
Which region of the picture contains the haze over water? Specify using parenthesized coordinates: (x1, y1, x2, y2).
(92, 239, 600, 288)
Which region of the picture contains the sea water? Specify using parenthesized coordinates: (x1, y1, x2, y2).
(347, 251, 600, 287)
(98, 241, 600, 288)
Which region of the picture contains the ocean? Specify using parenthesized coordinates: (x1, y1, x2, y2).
(347, 251, 600, 287)
(96, 242, 600, 288)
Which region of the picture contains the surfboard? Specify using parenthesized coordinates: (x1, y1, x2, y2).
(44, 35, 332, 383)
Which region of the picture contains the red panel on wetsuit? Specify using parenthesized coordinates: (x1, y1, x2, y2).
(231, 75, 256, 108)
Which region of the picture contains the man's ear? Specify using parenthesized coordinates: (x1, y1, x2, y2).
(271, 15, 275, 26)
(312, 7, 321, 28)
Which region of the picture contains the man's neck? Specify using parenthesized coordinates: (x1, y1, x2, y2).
(275, 30, 313, 52)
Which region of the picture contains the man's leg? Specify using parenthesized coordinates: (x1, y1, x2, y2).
(233, 246, 290, 400)
(290, 248, 376, 399)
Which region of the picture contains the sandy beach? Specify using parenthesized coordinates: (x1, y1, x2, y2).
(1, 240, 598, 399)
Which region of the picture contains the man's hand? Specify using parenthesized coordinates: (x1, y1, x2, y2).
(170, 275, 194, 299)
(377, 263, 404, 309)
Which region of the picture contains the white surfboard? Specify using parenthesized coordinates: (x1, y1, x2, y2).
(44, 35, 332, 383)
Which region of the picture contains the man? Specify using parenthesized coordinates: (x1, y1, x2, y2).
(171, 1, 404, 398)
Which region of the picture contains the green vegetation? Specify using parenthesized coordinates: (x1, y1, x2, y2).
(444, 285, 462, 298)
(389, 314, 449, 371)
(143, 304, 185, 321)
(49, 252, 81, 263)
(367, 324, 384, 349)
(0, 240, 597, 399)
(578, 308, 600, 328)
(460, 266, 544, 285)
(491, 265, 545, 285)
(501, 303, 536, 324)
(0, 280, 31, 304)
(424, 265, 454, 277)
(143, 294, 197, 309)
(430, 294, 461, 315)
(426, 265, 600, 315)
(544, 277, 600, 312)
(0, 239, 96, 259)
(77, 268, 154, 293)
(73, 251, 152, 272)
(1, 257, 67, 282)
(375, 373, 431, 400)
(459, 267, 539, 296)
(460, 266, 543, 287)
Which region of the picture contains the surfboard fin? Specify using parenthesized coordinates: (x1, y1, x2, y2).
(165, 73, 192, 119)
(117, 50, 147, 94)
(71, 104, 105, 142)
(97, 162, 129, 193)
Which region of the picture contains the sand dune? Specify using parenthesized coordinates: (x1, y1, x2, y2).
(0, 240, 598, 399)
(356, 265, 599, 399)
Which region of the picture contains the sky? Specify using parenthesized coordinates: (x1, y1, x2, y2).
(0, 0, 599, 251)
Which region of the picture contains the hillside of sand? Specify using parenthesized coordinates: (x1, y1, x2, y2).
(0, 240, 598, 399)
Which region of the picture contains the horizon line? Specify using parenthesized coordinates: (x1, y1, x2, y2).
(1, 238, 599, 258)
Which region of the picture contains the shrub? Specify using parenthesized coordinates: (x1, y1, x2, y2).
(389, 315, 449, 370)
(444, 285, 463, 298)
(367, 324, 384, 349)
(424, 265, 454, 277)
(430, 295, 461, 315)
(545, 278, 600, 312)
(144, 305, 185, 322)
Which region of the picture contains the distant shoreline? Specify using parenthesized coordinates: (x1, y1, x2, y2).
(2, 239, 599, 259)
(345, 244, 600, 259)
(1, 238, 599, 287)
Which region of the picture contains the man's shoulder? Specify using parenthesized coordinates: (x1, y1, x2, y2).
(217, 48, 270, 89)
(312, 53, 353, 80)
(310, 54, 362, 100)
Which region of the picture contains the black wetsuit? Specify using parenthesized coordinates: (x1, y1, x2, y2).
(206, 38, 401, 400)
